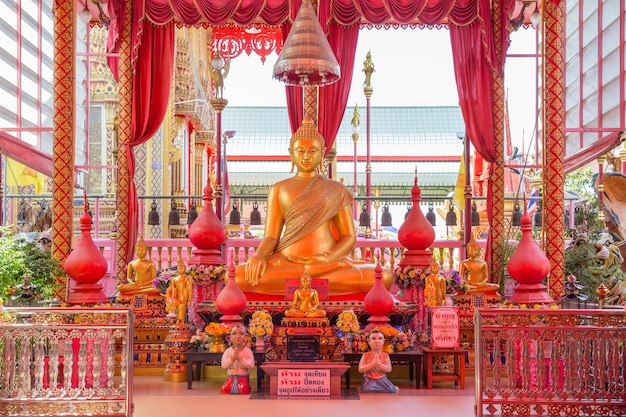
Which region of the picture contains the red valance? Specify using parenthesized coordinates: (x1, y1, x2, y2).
(138, 0, 479, 28)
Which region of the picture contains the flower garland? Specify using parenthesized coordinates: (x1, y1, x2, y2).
(187, 264, 226, 286)
(152, 269, 172, 294)
(248, 310, 273, 338)
(393, 265, 427, 289)
(336, 309, 360, 333)
(440, 269, 464, 294)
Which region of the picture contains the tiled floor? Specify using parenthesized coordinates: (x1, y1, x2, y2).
(132, 374, 475, 417)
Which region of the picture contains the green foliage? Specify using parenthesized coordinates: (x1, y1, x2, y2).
(0, 228, 63, 302)
(565, 168, 598, 203)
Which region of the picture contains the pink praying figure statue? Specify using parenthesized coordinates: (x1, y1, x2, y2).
(358, 329, 399, 393)
(220, 325, 255, 394)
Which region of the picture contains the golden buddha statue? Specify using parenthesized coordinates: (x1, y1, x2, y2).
(424, 262, 446, 306)
(460, 237, 499, 293)
(170, 260, 193, 323)
(284, 268, 326, 318)
(118, 237, 160, 295)
(234, 118, 393, 296)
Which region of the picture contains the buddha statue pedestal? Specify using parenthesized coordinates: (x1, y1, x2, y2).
(263, 317, 348, 397)
(271, 318, 342, 362)
(115, 294, 175, 374)
(452, 292, 502, 371)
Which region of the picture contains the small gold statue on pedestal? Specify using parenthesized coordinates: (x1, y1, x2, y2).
(118, 236, 159, 295)
(284, 268, 326, 318)
(460, 237, 499, 293)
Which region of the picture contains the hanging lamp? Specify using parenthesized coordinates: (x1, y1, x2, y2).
(272, 0, 340, 86)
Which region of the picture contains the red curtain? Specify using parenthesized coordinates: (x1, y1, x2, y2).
(123, 22, 175, 263)
(318, 22, 359, 154)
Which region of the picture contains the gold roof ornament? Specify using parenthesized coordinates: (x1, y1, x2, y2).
(272, 0, 340, 86)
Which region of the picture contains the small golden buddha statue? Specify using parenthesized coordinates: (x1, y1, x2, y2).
(118, 237, 160, 295)
(424, 262, 446, 306)
(235, 118, 393, 295)
(284, 268, 326, 318)
(460, 237, 499, 293)
(169, 260, 193, 323)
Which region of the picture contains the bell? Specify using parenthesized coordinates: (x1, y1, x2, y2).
(17, 200, 28, 225)
(229, 201, 241, 225)
(381, 203, 392, 227)
(511, 201, 522, 227)
(359, 204, 371, 227)
(187, 200, 198, 225)
(168, 201, 180, 226)
(250, 202, 262, 225)
(445, 204, 457, 226)
(405, 202, 412, 220)
(147, 200, 160, 226)
(533, 202, 542, 229)
(426, 202, 436, 227)
(471, 201, 480, 226)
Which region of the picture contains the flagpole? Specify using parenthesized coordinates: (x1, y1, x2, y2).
(463, 135, 472, 256)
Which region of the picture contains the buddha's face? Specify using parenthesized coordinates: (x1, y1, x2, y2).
(301, 274, 312, 289)
(468, 244, 480, 258)
(177, 263, 185, 275)
(431, 263, 439, 274)
(136, 245, 146, 259)
(291, 138, 322, 173)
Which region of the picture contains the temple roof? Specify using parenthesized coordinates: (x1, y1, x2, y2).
(222, 106, 465, 196)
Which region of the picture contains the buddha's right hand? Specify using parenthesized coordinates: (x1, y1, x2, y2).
(245, 255, 267, 287)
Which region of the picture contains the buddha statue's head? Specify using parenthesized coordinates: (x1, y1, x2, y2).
(288, 117, 325, 173)
(467, 237, 481, 259)
(136, 236, 147, 258)
(177, 260, 186, 275)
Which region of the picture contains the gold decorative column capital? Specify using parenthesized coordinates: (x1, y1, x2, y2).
(209, 98, 228, 113)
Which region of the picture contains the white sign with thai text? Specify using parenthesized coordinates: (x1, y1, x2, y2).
(277, 369, 331, 396)
(430, 306, 460, 348)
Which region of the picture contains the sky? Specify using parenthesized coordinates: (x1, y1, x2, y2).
(225, 27, 540, 155)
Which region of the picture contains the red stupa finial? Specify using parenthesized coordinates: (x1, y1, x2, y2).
(397, 171, 435, 268)
(364, 253, 394, 330)
(188, 181, 226, 265)
(64, 193, 109, 305)
(216, 253, 246, 327)
(506, 198, 554, 305)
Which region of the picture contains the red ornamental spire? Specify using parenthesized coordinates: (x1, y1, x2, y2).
(216, 253, 246, 327)
(64, 193, 109, 304)
(506, 198, 554, 305)
(364, 256, 394, 330)
(188, 182, 226, 265)
(397, 170, 435, 268)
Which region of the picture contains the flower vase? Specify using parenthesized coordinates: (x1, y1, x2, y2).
(208, 335, 226, 353)
(255, 336, 265, 350)
(383, 337, 395, 354)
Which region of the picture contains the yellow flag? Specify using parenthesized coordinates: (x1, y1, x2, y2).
(5, 158, 44, 193)
(452, 151, 465, 209)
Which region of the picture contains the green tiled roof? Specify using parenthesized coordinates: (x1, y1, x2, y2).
(222, 106, 465, 194)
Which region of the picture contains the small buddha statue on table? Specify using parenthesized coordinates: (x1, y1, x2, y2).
(284, 268, 326, 318)
(235, 117, 393, 296)
(117, 236, 160, 295)
(424, 262, 446, 306)
(169, 260, 193, 324)
(460, 237, 499, 293)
